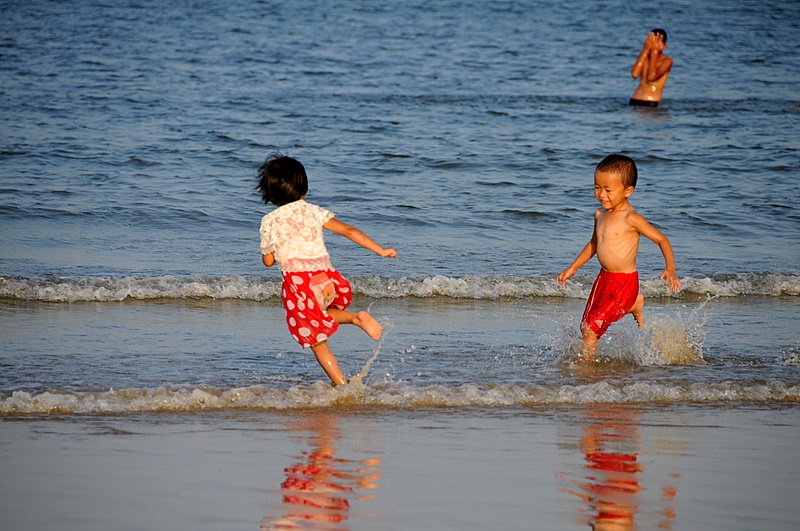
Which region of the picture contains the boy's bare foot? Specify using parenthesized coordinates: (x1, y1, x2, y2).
(355, 311, 382, 340)
(629, 294, 645, 327)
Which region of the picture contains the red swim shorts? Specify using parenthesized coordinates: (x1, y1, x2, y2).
(581, 270, 639, 338)
(281, 270, 352, 348)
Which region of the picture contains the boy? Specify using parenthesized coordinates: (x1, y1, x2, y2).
(556, 154, 681, 360)
(630, 29, 673, 107)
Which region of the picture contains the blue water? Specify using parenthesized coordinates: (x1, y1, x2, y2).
(1, 0, 799, 413)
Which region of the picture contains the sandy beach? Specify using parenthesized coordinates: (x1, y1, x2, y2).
(2, 405, 799, 530)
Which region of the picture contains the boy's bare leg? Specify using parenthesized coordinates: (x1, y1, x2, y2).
(311, 340, 347, 386)
(628, 294, 645, 327)
(327, 308, 382, 340)
(580, 322, 599, 362)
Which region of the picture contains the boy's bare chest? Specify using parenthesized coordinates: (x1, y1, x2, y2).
(596, 214, 636, 243)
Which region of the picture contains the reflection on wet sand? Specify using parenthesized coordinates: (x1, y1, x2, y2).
(562, 407, 678, 530)
(261, 414, 381, 530)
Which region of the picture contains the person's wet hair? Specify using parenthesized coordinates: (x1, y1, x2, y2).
(652, 28, 667, 44)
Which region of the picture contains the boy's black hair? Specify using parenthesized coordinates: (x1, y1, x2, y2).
(257, 154, 308, 206)
(652, 28, 667, 44)
(596, 153, 638, 189)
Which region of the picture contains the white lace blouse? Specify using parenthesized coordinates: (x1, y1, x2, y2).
(260, 200, 335, 272)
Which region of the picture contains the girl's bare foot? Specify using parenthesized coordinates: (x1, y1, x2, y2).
(629, 294, 645, 328)
(354, 311, 382, 340)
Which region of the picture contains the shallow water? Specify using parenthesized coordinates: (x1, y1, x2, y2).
(1, 294, 797, 413)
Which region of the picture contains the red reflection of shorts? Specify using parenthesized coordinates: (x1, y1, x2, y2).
(281, 270, 352, 348)
(581, 270, 639, 338)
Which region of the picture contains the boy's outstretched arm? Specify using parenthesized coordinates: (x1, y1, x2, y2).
(557, 239, 597, 287)
(324, 218, 397, 258)
(656, 238, 681, 292)
(557, 213, 599, 287)
(630, 213, 681, 292)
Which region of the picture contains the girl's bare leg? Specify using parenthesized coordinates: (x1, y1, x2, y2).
(327, 308, 382, 340)
(309, 308, 382, 385)
(628, 294, 645, 327)
(311, 340, 347, 386)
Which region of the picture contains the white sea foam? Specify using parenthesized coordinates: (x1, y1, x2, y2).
(1, 273, 797, 302)
(780, 343, 800, 366)
(2, 379, 799, 415)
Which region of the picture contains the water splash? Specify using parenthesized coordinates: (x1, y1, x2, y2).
(348, 320, 393, 387)
(638, 310, 707, 366)
(555, 300, 709, 368)
(637, 297, 712, 366)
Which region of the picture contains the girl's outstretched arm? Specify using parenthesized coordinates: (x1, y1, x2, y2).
(323, 218, 397, 257)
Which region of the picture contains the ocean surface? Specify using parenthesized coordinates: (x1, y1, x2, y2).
(2, 1, 800, 529)
(2, 0, 798, 413)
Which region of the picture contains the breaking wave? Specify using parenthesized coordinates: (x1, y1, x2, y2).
(1, 272, 798, 303)
(2, 379, 799, 415)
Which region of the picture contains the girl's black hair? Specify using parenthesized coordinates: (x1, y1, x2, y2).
(257, 154, 308, 206)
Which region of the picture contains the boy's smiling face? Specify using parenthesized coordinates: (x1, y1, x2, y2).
(594, 170, 634, 211)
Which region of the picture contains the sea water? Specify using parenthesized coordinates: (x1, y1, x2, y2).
(0, 2, 800, 413)
(2, 2, 800, 529)
(1, 0, 798, 414)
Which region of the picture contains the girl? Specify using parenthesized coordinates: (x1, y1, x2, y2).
(258, 154, 397, 385)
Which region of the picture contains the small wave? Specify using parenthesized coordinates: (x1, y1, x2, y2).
(502, 209, 558, 221)
(679, 273, 800, 297)
(1, 272, 797, 303)
(780, 343, 800, 366)
(2, 380, 799, 415)
(0, 275, 281, 303)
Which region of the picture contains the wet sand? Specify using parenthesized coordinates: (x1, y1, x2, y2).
(2, 405, 799, 530)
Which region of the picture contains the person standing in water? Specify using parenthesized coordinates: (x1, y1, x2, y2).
(629, 29, 673, 107)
